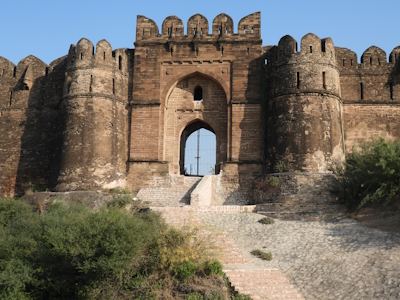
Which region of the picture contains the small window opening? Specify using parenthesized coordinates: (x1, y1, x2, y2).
(361, 57, 364, 63)
(351, 59, 353, 66)
(321, 40, 326, 52)
(251, 27, 254, 34)
(244, 28, 246, 34)
(103, 52, 106, 60)
(295, 42, 298, 52)
(80, 53, 83, 60)
(225, 28, 228, 34)
(221, 47, 224, 56)
(310, 46, 313, 53)
(247, 47, 250, 55)
(194, 86, 203, 101)
(322, 72, 326, 89)
(145, 49, 148, 58)
(297, 72, 300, 89)
(378, 58, 381, 65)
(360, 83, 363, 100)
(200, 28, 203, 35)
(89, 75, 92, 92)
(390, 83, 393, 100)
(170, 47, 173, 57)
(343, 59, 345, 66)
(112, 79, 115, 95)
(193, 28, 196, 35)
(92, 47, 94, 55)
(9, 91, 12, 106)
(45, 67, 48, 76)
(265, 58, 268, 65)
(395, 54, 397, 61)
(2, 69, 4, 77)
(118, 56, 122, 70)
(68, 83, 71, 94)
(218, 28, 221, 35)
(331, 51, 333, 58)
(370, 57, 372, 65)
(13, 67, 16, 77)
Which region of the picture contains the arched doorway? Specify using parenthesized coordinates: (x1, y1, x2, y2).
(163, 73, 228, 175)
(179, 120, 217, 175)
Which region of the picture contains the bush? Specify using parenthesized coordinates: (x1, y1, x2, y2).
(331, 138, 400, 209)
(250, 249, 272, 261)
(268, 176, 279, 187)
(258, 216, 274, 225)
(174, 260, 197, 282)
(203, 259, 223, 277)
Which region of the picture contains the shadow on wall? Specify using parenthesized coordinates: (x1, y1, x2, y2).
(13, 60, 66, 196)
(221, 56, 263, 205)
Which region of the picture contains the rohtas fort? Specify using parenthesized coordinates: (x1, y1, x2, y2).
(1, 12, 399, 208)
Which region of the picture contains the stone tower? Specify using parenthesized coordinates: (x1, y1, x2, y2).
(264, 33, 345, 173)
(55, 38, 131, 191)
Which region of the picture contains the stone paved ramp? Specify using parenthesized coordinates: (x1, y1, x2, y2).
(152, 207, 304, 300)
(198, 213, 400, 300)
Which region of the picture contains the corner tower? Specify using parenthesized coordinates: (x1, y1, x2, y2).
(264, 33, 344, 173)
(56, 39, 132, 191)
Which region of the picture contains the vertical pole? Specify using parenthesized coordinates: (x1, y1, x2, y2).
(196, 130, 200, 176)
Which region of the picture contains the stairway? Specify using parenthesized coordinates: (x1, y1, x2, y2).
(137, 176, 201, 206)
(224, 267, 303, 300)
(153, 206, 303, 300)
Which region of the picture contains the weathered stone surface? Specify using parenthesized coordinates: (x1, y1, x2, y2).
(0, 12, 399, 205)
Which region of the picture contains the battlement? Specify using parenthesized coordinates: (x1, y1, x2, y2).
(66, 38, 131, 74)
(265, 33, 337, 67)
(135, 12, 261, 44)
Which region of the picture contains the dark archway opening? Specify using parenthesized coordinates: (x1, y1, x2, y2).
(194, 85, 203, 101)
(179, 121, 217, 176)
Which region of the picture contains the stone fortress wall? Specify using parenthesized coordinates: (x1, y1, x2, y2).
(0, 12, 399, 203)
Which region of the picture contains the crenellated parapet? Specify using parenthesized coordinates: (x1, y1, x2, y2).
(135, 12, 261, 45)
(64, 38, 132, 105)
(264, 33, 340, 99)
(336, 44, 400, 103)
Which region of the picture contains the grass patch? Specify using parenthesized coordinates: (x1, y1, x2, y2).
(258, 216, 274, 225)
(250, 249, 272, 261)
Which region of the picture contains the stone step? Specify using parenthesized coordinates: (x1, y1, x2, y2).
(137, 177, 201, 206)
(224, 268, 304, 300)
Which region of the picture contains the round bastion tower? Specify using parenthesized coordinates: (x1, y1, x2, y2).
(56, 38, 130, 191)
(264, 33, 344, 174)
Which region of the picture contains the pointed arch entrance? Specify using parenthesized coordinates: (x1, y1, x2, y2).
(179, 120, 216, 175)
(162, 73, 228, 175)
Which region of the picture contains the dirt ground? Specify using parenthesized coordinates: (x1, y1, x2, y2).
(351, 201, 400, 233)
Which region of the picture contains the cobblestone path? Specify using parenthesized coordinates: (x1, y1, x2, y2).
(198, 213, 400, 300)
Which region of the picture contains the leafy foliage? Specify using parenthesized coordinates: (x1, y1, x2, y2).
(268, 176, 280, 187)
(331, 138, 400, 209)
(258, 216, 274, 225)
(0, 198, 245, 299)
(250, 249, 272, 261)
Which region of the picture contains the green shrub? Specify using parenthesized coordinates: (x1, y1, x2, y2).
(258, 216, 274, 225)
(276, 160, 285, 173)
(250, 249, 272, 261)
(174, 260, 197, 282)
(203, 259, 223, 276)
(268, 176, 279, 187)
(331, 138, 400, 209)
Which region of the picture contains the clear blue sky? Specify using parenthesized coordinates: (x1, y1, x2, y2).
(1, 0, 399, 65)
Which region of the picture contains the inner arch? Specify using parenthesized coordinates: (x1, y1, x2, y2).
(179, 120, 216, 175)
